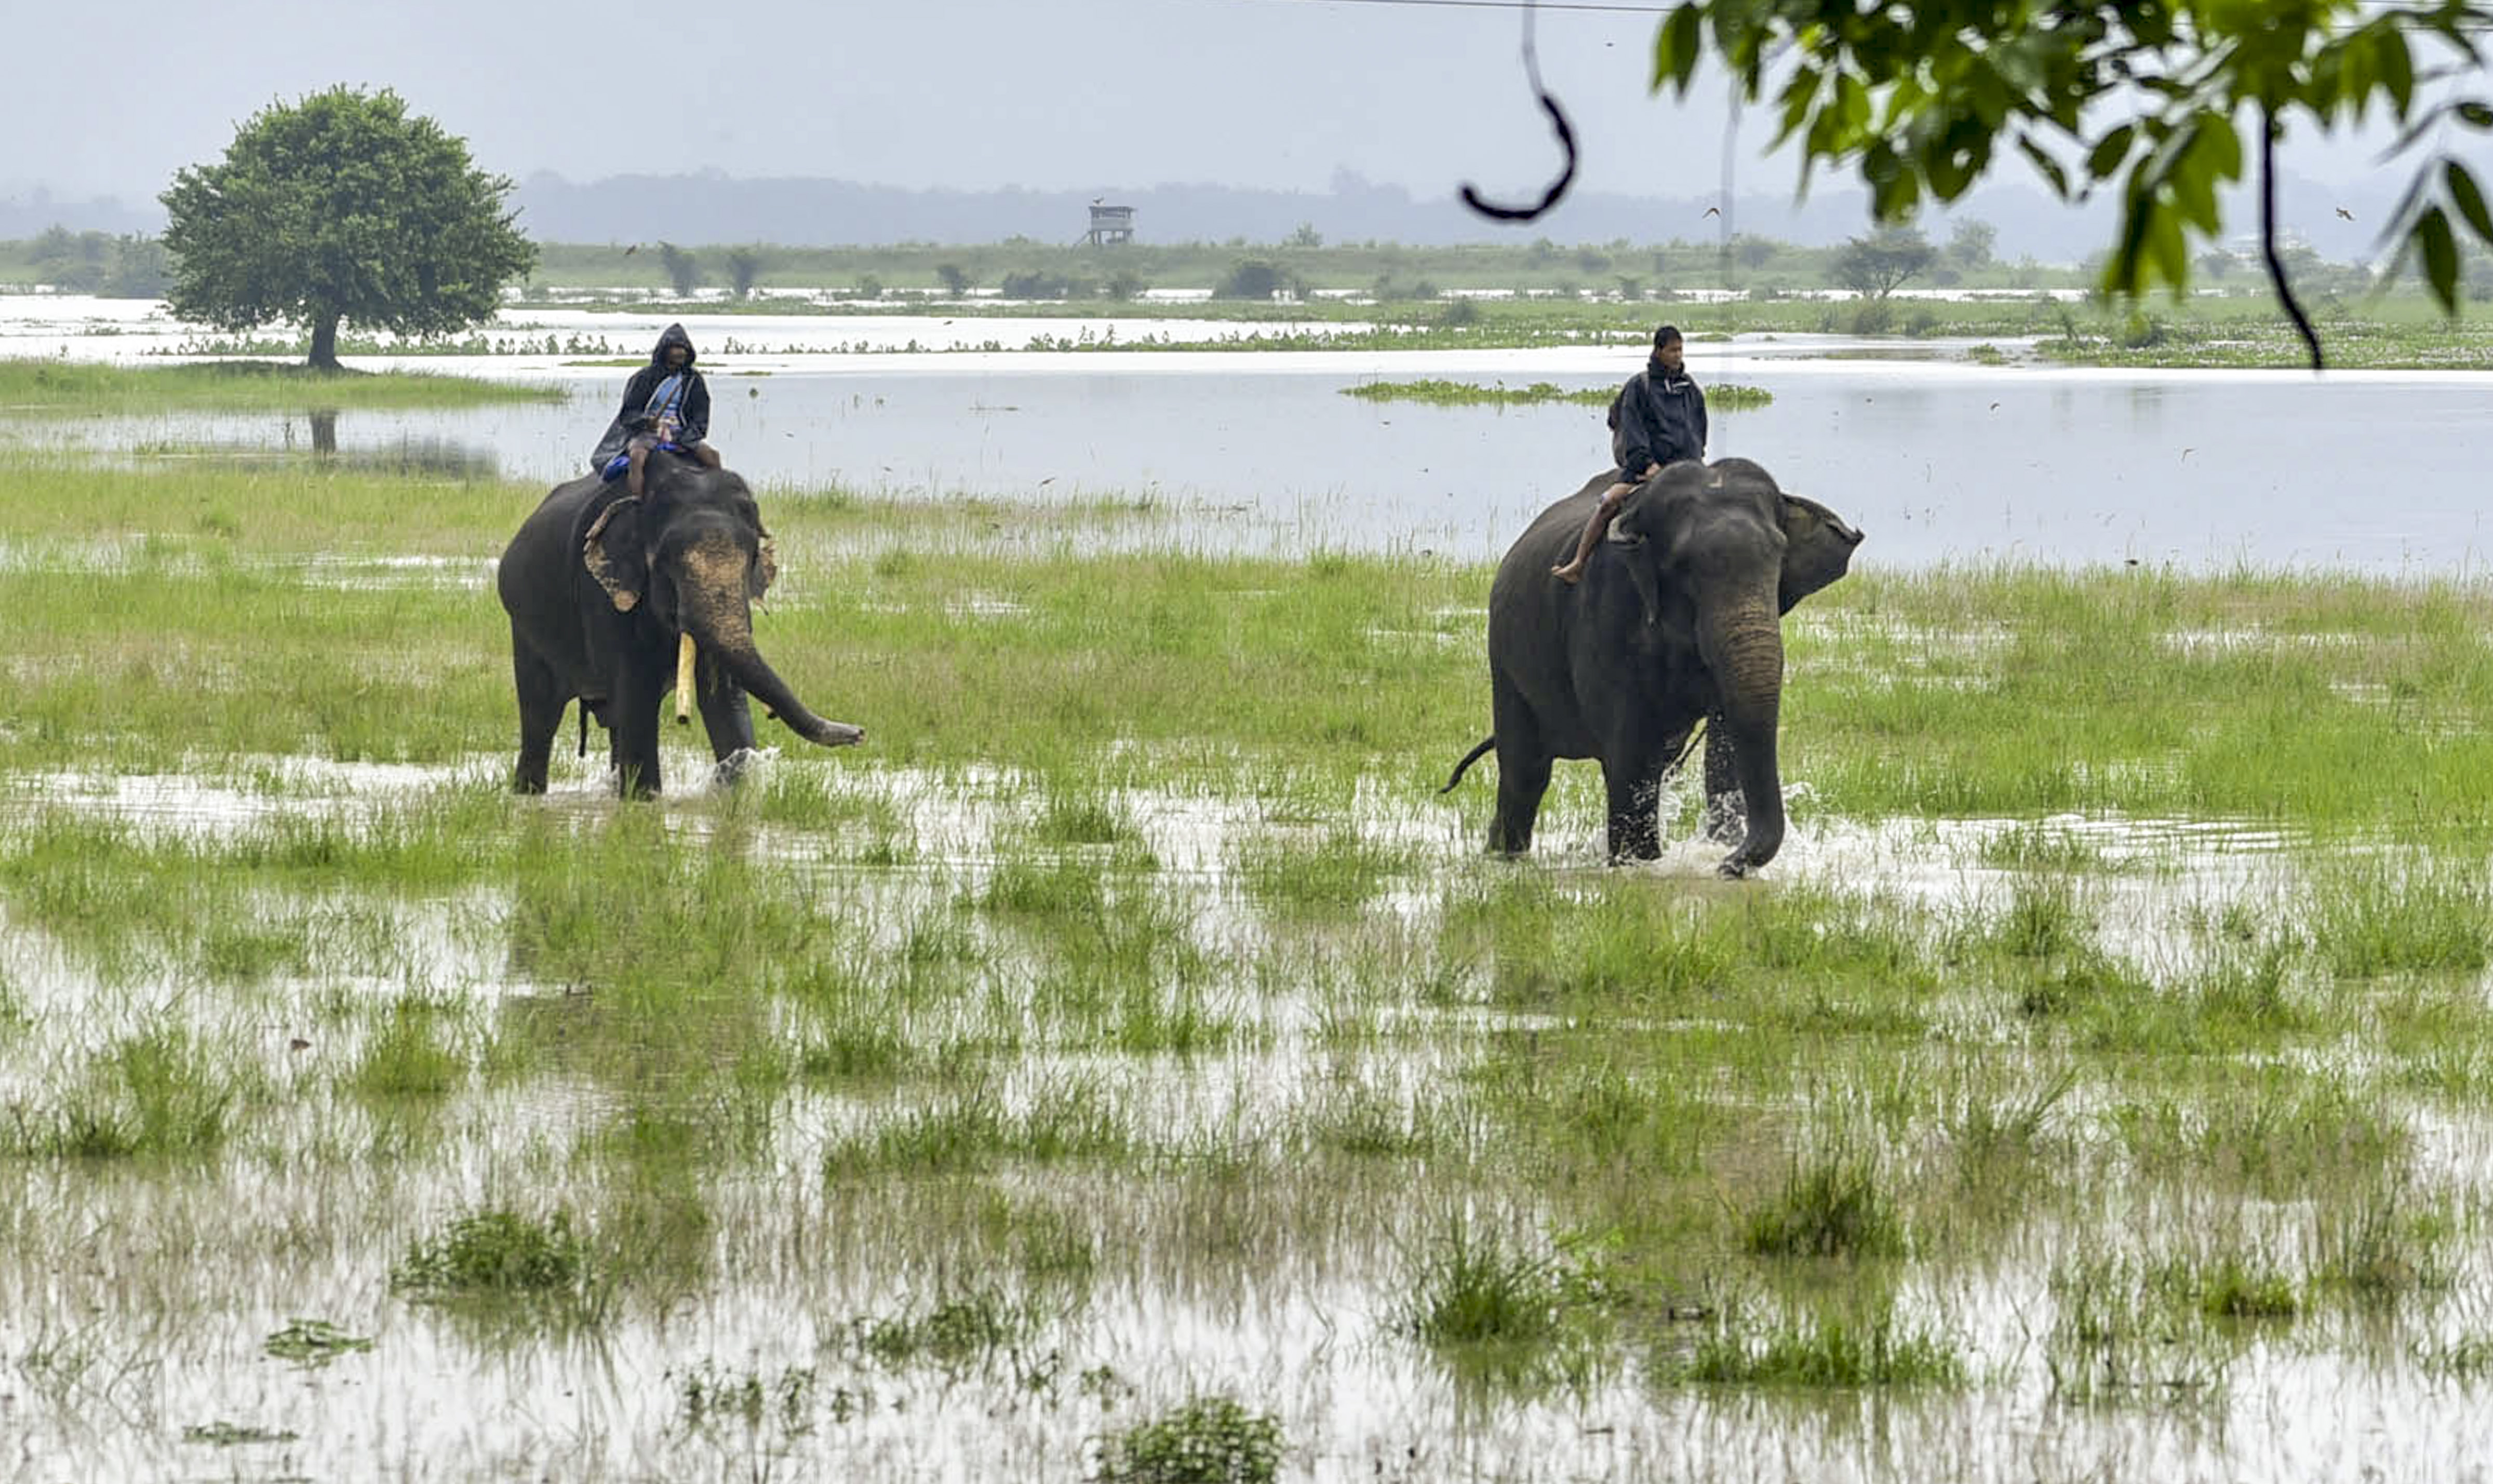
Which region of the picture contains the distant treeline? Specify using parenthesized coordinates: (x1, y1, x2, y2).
(0, 226, 2446, 307)
(520, 230, 2067, 300)
(0, 226, 170, 296)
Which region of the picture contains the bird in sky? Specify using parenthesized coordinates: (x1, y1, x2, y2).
(2336, 207, 2354, 220)
(1703, 206, 1721, 218)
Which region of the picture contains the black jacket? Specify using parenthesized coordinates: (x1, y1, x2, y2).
(1610, 356, 1707, 475)
(615, 323, 710, 444)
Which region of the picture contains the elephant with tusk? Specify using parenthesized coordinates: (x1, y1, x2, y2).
(497, 451, 864, 798)
(1442, 458, 1861, 875)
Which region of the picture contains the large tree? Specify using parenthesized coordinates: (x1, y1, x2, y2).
(1647, 1, 2493, 365)
(1832, 225, 1938, 295)
(160, 87, 534, 369)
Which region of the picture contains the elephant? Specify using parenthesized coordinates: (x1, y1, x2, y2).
(497, 450, 864, 797)
(1441, 457, 1861, 875)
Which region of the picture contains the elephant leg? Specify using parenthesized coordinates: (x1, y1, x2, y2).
(693, 652, 760, 783)
(1492, 749, 1551, 855)
(511, 631, 566, 796)
(1701, 709, 1745, 844)
(1487, 681, 1549, 855)
(1601, 751, 1667, 864)
(609, 662, 665, 799)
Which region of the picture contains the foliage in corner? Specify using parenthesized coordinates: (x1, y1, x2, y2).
(1648, 2, 2493, 332)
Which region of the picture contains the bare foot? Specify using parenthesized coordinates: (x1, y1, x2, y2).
(1550, 561, 1584, 584)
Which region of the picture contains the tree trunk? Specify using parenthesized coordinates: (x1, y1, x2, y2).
(307, 314, 341, 371)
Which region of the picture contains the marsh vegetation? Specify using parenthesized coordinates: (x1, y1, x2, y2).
(2, 395, 2491, 1479)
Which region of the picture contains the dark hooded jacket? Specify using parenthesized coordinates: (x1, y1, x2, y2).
(614, 323, 711, 444)
(1608, 354, 1707, 476)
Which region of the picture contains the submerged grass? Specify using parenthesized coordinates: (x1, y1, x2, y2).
(1680, 1299, 1963, 1389)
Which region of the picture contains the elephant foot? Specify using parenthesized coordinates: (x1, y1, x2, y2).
(1715, 855, 1752, 879)
(800, 717, 866, 748)
(712, 747, 771, 788)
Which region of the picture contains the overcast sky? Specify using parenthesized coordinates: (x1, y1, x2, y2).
(22, 0, 2475, 210)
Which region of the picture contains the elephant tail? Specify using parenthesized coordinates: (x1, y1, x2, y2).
(1439, 736, 1495, 794)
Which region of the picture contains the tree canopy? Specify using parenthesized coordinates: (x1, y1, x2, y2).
(1648, 1, 2493, 366)
(160, 87, 534, 369)
(1833, 226, 1939, 295)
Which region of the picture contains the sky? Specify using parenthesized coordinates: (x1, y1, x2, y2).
(20, 0, 2475, 211)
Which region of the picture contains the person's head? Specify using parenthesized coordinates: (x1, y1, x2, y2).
(654, 323, 697, 370)
(1652, 325, 1684, 374)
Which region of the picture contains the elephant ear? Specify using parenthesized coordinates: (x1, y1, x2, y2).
(1603, 520, 1665, 629)
(582, 496, 648, 613)
(751, 534, 779, 603)
(1776, 492, 1864, 614)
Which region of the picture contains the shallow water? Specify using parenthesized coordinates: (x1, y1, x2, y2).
(6, 748, 2493, 1482)
(9, 295, 2493, 569)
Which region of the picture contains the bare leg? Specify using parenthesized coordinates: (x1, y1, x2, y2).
(626, 437, 652, 497)
(1552, 482, 1634, 583)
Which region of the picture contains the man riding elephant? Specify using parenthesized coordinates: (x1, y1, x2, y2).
(589, 323, 726, 496)
(1552, 325, 1709, 584)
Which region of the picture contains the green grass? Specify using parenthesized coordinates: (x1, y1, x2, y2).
(1404, 1217, 1564, 1349)
(0, 357, 564, 412)
(1743, 1148, 1908, 1261)
(1340, 377, 1774, 410)
(10, 433, 2493, 1478)
(1093, 1395, 1283, 1484)
(1680, 1300, 1963, 1388)
(393, 1208, 596, 1303)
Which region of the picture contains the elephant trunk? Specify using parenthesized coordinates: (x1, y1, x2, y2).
(677, 543, 864, 749)
(1699, 587, 1784, 876)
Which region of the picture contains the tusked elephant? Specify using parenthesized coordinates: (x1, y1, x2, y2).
(1441, 458, 1861, 875)
(497, 451, 864, 797)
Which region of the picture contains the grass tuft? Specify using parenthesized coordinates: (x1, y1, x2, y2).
(1092, 1395, 1284, 1484)
(1744, 1149, 1907, 1261)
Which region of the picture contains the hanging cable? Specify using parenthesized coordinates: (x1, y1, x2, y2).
(1459, 0, 1581, 222)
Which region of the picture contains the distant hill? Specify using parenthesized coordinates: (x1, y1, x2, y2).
(4, 169, 2408, 266)
(504, 169, 2408, 266)
(0, 190, 162, 240)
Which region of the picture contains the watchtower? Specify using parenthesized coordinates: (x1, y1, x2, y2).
(1085, 203, 1135, 247)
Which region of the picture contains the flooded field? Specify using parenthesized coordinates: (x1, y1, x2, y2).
(6, 317, 2493, 1480)
(8, 295, 2492, 569)
(6, 735, 2493, 1482)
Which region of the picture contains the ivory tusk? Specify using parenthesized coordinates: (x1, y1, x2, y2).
(675, 633, 695, 724)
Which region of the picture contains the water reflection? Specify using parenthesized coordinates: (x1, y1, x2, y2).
(279, 409, 505, 478)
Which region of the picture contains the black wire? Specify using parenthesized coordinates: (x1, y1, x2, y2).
(1459, 0, 1583, 222)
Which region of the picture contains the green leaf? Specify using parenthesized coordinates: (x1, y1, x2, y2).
(2376, 28, 2416, 115)
(2416, 205, 2460, 312)
(2085, 125, 2136, 180)
(2018, 134, 2071, 198)
(2446, 158, 2493, 247)
(1652, 4, 1705, 93)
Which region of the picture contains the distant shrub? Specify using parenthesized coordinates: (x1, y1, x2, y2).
(1000, 269, 1074, 300)
(1214, 259, 1285, 300)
